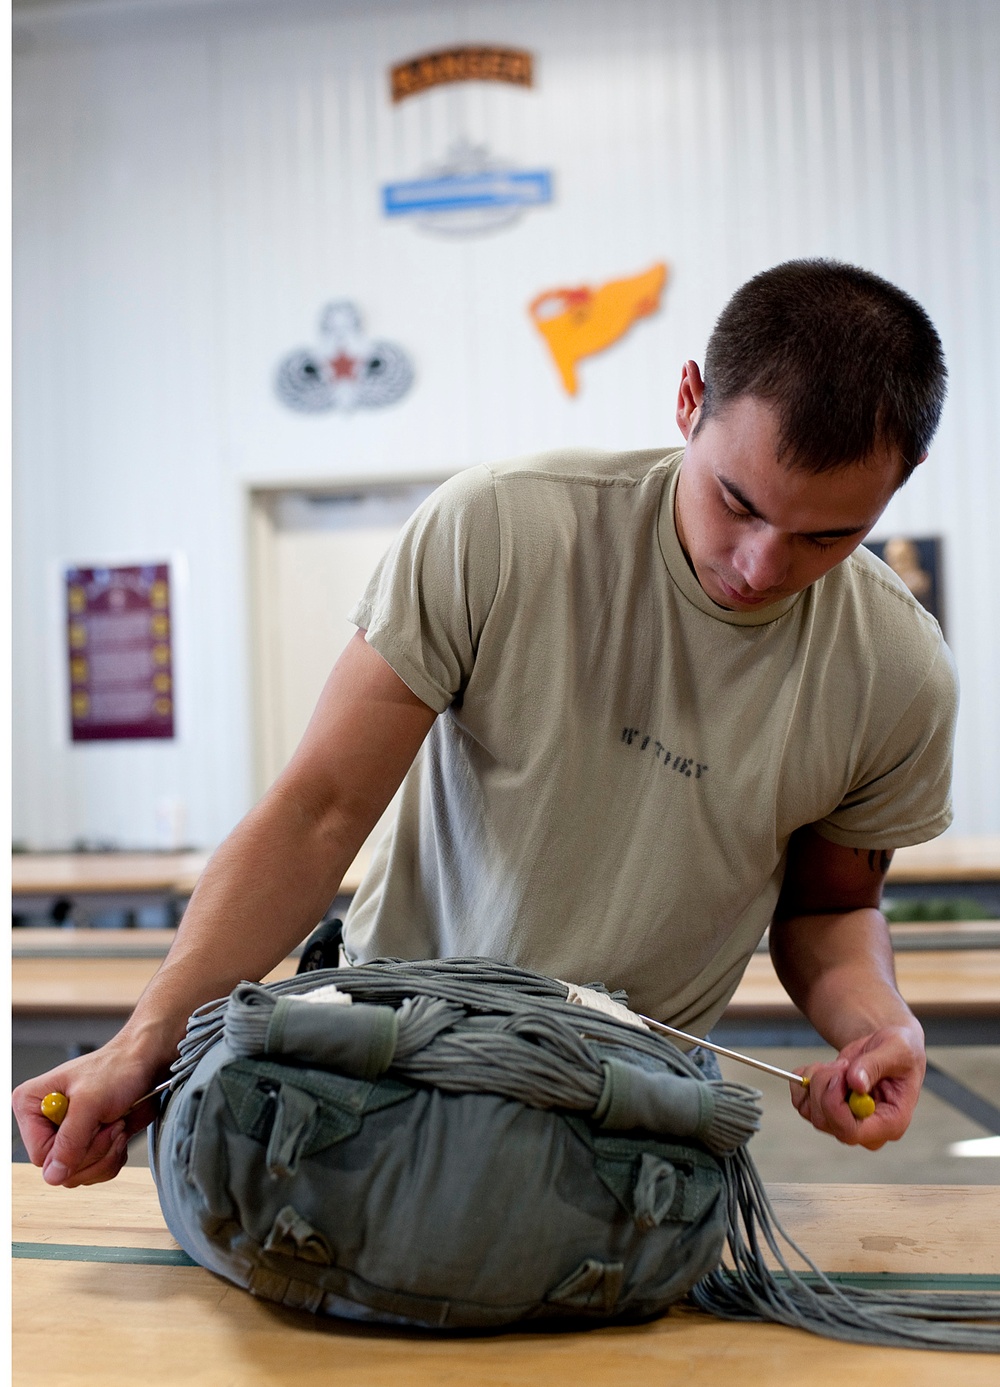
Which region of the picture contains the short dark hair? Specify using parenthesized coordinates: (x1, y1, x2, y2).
(696, 259, 947, 481)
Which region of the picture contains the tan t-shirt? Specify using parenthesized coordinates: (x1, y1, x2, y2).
(346, 448, 957, 1034)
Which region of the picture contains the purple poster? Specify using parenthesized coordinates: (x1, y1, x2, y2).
(66, 563, 175, 742)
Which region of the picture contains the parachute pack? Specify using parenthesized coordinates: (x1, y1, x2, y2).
(151, 958, 1000, 1350)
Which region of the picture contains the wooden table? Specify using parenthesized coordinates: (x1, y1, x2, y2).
(886, 836, 1000, 920)
(14, 939, 1000, 1141)
(11, 852, 213, 899)
(11, 941, 298, 1048)
(726, 949, 1000, 1028)
(11, 851, 212, 927)
(13, 928, 193, 959)
(887, 836, 1000, 884)
(15, 920, 999, 959)
(12, 1166, 999, 1385)
(11, 835, 997, 928)
(10, 849, 372, 926)
(11, 933, 1000, 1172)
(13, 938, 998, 1044)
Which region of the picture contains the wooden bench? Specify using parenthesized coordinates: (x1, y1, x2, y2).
(10, 851, 212, 927)
(10, 849, 372, 927)
(722, 946, 1000, 1041)
(11, 833, 1000, 927)
(12, 1165, 999, 1385)
(885, 836, 1000, 919)
(13, 935, 999, 1048)
(10, 936, 298, 1048)
(13, 933, 999, 1130)
(887, 836, 1000, 884)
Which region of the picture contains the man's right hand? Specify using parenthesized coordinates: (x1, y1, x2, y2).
(13, 631, 438, 1190)
(12, 1040, 163, 1187)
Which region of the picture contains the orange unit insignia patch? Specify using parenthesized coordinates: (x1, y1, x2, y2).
(529, 262, 669, 395)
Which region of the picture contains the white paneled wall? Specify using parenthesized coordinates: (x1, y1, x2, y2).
(12, 0, 1000, 847)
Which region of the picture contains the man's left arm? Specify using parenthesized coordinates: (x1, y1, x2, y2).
(770, 824, 925, 1150)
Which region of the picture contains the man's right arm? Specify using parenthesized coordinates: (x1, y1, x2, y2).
(12, 629, 438, 1187)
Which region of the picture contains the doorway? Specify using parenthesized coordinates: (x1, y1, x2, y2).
(248, 478, 444, 882)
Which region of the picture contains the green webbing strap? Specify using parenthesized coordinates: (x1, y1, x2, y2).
(781, 1273, 1000, 1292)
(11, 1242, 1000, 1291)
(13, 1241, 197, 1266)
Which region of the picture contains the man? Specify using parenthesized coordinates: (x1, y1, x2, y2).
(14, 259, 955, 1188)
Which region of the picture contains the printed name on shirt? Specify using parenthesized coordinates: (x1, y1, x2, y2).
(620, 727, 708, 780)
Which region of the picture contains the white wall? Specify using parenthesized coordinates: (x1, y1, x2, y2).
(12, 0, 1000, 847)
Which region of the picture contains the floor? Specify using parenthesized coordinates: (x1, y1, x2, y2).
(12, 1041, 1000, 1183)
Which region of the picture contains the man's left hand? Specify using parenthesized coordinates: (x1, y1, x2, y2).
(790, 1025, 926, 1150)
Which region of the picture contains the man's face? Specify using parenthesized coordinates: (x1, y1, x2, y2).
(674, 373, 902, 612)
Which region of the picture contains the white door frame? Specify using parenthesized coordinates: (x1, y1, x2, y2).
(247, 474, 450, 802)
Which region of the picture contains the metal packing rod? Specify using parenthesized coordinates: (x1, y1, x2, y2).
(130, 1078, 174, 1109)
(637, 1013, 809, 1087)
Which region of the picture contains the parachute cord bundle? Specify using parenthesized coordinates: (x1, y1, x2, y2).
(176, 957, 724, 1089)
(169, 957, 1000, 1352)
(693, 1150, 1000, 1353)
(211, 971, 760, 1156)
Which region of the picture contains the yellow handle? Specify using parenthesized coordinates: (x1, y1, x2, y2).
(40, 1092, 69, 1126)
(800, 1077, 876, 1119)
(848, 1091, 877, 1119)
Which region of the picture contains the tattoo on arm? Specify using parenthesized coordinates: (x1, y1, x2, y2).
(855, 848, 894, 875)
